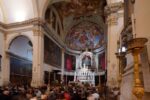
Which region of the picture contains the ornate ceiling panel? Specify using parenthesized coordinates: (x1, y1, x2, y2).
(65, 21, 105, 51)
(53, 0, 104, 18)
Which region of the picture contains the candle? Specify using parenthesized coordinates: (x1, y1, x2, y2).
(84, 63, 85, 68)
(131, 14, 136, 38)
(120, 35, 122, 52)
(117, 39, 120, 53)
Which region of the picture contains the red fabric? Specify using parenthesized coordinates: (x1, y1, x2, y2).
(100, 53, 106, 70)
(64, 92, 71, 100)
(66, 57, 72, 71)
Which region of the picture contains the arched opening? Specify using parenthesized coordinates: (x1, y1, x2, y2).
(43, 0, 107, 86)
(8, 35, 33, 86)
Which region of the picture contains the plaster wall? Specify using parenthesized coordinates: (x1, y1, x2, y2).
(0, 32, 4, 86)
(134, 0, 150, 99)
(0, 32, 3, 56)
(134, 0, 150, 63)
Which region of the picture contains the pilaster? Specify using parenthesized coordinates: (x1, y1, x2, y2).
(1, 33, 10, 86)
(106, 2, 124, 88)
(95, 54, 99, 71)
(74, 55, 79, 81)
(31, 26, 44, 87)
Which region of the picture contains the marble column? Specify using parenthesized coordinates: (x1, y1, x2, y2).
(105, 2, 124, 88)
(95, 54, 99, 71)
(74, 55, 79, 81)
(1, 54, 10, 86)
(31, 26, 44, 87)
(76, 55, 79, 69)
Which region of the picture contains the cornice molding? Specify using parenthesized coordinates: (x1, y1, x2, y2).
(0, 18, 46, 32)
(105, 2, 124, 16)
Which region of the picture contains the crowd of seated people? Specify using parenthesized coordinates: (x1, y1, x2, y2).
(0, 82, 108, 100)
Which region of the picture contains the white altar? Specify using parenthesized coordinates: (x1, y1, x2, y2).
(74, 50, 96, 85)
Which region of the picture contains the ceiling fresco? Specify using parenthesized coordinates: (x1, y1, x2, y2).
(53, 0, 104, 18)
(52, 0, 106, 24)
(45, 0, 107, 52)
(65, 21, 105, 51)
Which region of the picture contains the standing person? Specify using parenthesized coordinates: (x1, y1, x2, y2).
(87, 93, 94, 100)
(71, 90, 81, 100)
(64, 91, 71, 100)
(0, 89, 11, 100)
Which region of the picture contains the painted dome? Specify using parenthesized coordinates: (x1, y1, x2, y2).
(65, 21, 104, 50)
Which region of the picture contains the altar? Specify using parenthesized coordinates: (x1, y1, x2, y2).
(74, 50, 97, 85)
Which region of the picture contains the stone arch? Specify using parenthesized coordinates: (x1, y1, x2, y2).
(41, 0, 68, 19)
(8, 35, 33, 85)
(40, 0, 51, 19)
(7, 33, 33, 50)
(45, 5, 63, 36)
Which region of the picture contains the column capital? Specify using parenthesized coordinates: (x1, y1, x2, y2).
(105, 2, 124, 16)
(105, 2, 124, 25)
(4, 33, 8, 41)
(32, 27, 44, 36)
(61, 48, 65, 53)
(106, 11, 123, 26)
(106, 13, 118, 25)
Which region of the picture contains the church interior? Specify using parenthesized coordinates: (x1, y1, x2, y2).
(0, 0, 150, 100)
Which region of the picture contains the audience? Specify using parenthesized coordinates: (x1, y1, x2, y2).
(0, 82, 108, 100)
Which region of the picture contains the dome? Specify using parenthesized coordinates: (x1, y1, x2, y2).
(65, 21, 105, 51)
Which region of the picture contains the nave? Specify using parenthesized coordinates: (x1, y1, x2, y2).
(0, 0, 150, 100)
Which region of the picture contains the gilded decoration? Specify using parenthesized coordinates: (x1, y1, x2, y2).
(127, 38, 148, 100)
